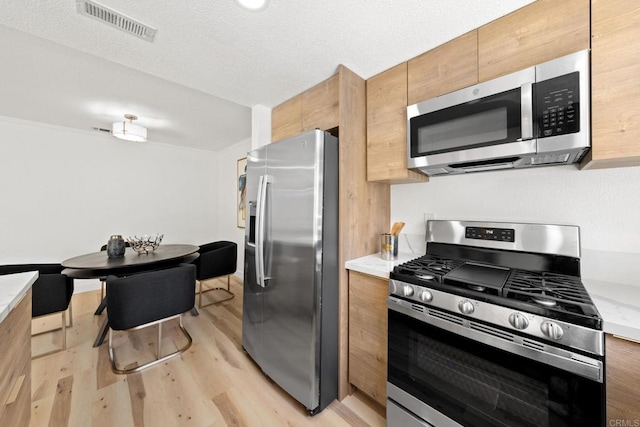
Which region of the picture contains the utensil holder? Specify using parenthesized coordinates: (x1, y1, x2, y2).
(381, 233, 398, 260)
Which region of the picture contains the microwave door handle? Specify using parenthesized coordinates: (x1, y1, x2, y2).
(255, 175, 268, 287)
(521, 82, 534, 140)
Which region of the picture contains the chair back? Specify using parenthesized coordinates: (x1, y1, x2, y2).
(195, 241, 237, 281)
(0, 263, 74, 317)
(106, 264, 196, 331)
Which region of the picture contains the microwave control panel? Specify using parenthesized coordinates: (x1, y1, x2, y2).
(534, 71, 580, 138)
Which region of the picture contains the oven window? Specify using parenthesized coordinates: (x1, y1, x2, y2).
(388, 310, 604, 427)
(410, 88, 522, 157)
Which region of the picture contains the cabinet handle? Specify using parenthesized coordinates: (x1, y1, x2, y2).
(5, 375, 25, 406)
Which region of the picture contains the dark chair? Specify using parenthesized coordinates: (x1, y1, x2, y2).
(0, 263, 74, 358)
(193, 241, 237, 308)
(105, 263, 196, 374)
(96, 242, 131, 315)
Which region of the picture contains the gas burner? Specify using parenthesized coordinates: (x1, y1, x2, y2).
(426, 262, 446, 271)
(416, 273, 435, 280)
(532, 297, 557, 307)
(468, 285, 486, 292)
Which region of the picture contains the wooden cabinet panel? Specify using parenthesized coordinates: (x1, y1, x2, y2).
(606, 334, 640, 422)
(302, 75, 339, 132)
(271, 93, 302, 142)
(407, 30, 478, 105)
(348, 271, 388, 407)
(478, 0, 590, 82)
(582, 0, 640, 169)
(366, 63, 428, 184)
(271, 75, 339, 143)
(0, 289, 31, 427)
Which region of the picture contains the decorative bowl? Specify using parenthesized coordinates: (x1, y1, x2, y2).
(127, 234, 164, 254)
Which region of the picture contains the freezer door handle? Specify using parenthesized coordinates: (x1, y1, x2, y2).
(256, 175, 269, 287)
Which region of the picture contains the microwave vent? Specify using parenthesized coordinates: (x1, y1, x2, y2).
(422, 168, 450, 176)
(76, 0, 157, 42)
(530, 153, 571, 165)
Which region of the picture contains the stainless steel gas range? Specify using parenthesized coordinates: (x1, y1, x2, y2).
(387, 220, 604, 427)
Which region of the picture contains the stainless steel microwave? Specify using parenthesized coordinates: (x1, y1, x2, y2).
(407, 50, 590, 176)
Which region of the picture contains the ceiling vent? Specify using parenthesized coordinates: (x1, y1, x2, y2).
(76, 0, 157, 42)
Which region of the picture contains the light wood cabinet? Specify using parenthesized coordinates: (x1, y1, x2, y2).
(271, 75, 339, 143)
(407, 30, 478, 105)
(582, 0, 640, 169)
(271, 94, 303, 143)
(606, 334, 640, 422)
(366, 63, 428, 184)
(302, 75, 339, 133)
(478, 0, 590, 82)
(348, 271, 388, 407)
(0, 289, 31, 427)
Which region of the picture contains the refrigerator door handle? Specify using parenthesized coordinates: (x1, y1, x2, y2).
(256, 174, 268, 287)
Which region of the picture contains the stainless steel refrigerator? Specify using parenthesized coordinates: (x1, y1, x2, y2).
(242, 129, 338, 415)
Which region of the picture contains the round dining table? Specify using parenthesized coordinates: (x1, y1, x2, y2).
(62, 244, 200, 347)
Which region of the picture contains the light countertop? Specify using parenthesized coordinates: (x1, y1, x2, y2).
(345, 252, 418, 279)
(583, 279, 640, 342)
(345, 253, 640, 342)
(0, 271, 38, 323)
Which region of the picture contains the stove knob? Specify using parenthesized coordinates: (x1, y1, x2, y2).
(508, 313, 529, 330)
(458, 300, 475, 315)
(402, 285, 415, 297)
(419, 290, 433, 303)
(540, 321, 564, 340)
(389, 282, 398, 295)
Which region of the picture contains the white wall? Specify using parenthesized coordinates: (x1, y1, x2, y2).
(391, 164, 640, 284)
(215, 138, 252, 279)
(0, 116, 222, 291)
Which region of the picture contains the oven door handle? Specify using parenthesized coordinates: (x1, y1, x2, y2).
(388, 297, 603, 383)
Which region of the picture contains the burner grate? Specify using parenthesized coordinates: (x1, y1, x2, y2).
(394, 255, 465, 281)
(504, 270, 595, 314)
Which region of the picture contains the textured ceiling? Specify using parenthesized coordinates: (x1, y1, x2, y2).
(0, 0, 533, 150)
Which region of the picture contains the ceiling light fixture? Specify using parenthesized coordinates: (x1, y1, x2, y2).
(112, 114, 147, 142)
(234, 0, 270, 11)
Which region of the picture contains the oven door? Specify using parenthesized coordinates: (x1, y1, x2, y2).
(387, 301, 604, 427)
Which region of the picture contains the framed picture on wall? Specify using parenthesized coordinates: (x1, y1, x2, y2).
(237, 157, 247, 228)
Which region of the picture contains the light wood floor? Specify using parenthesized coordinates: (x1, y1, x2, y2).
(30, 276, 386, 427)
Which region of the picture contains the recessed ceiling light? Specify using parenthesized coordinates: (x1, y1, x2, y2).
(235, 0, 270, 11)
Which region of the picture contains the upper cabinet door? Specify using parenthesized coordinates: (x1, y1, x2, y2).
(367, 63, 428, 183)
(584, 0, 640, 169)
(271, 75, 339, 143)
(407, 30, 478, 106)
(272, 94, 303, 143)
(478, 0, 590, 82)
(302, 75, 339, 133)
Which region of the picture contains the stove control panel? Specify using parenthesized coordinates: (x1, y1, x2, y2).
(465, 227, 515, 242)
(388, 279, 604, 356)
